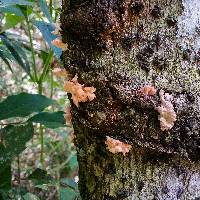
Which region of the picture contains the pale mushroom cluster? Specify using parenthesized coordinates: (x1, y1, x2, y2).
(157, 89, 177, 131)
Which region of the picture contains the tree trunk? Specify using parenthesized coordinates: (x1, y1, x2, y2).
(61, 0, 200, 199)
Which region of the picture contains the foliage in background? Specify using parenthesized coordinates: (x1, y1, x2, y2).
(0, 0, 80, 199)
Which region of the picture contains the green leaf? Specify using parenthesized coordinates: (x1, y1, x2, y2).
(60, 178, 79, 191)
(28, 168, 53, 186)
(38, 0, 52, 23)
(0, 5, 33, 30)
(0, 45, 13, 61)
(0, 93, 55, 120)
(0, 123, 34, 172)
(40, 50, 49, 64)
(12, 40, 31, 72)
(2, 13, 24, 31)
(0, 50, 13, 72)
(23, 193, 40, 200)
(18, 4, 33, 18)
(0, 166, 11, 200)
(0, 0, 34, 6)
(68, 154, 78, 171)
(28, 168, 52, 181)
(0, 44, 14, 73)
(60, 188, 79, 200)
(0, 166, 11, 190)
(33, 20, 61, 58)
(29, 111, 66, 129)
(0, 5, 25, 16)
(0, 35, 31, 75)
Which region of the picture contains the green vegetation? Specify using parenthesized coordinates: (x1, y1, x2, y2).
(0, 0, 80, 199)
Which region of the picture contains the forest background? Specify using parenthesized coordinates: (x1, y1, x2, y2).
(0, 0, 80, 199)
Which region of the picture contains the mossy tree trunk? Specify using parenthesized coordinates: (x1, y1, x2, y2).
(61, 0, 200, 199)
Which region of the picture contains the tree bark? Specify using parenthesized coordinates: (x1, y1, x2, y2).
(61, 0, 200, 199)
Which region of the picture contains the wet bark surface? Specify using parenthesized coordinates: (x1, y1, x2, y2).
(61, 0, 200, 199)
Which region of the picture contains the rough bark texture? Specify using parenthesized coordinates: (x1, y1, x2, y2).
(61, 0, 200, 199)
